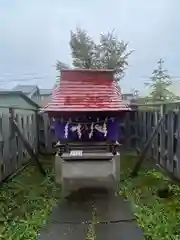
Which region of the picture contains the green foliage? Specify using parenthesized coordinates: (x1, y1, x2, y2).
(145, 59, 175, 101)
(0, 163, 61, 240)
(120, 152, 180, 240)
(69, 28, 132, 81)
(70, 28, 97, 69)
(56, 60, 69, 71)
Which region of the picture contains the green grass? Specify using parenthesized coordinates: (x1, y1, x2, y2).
(0, 162, 61, 240)
(120, 152, 180, 240)
(0, 153, 180, 239)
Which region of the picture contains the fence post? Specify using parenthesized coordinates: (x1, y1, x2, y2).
(43, 113, 52, 153)
(160, 104, 166, 167)
(1, 110, 10, 179)
(167, 110, 174, 172)
(142, 111, 147, 144)
(8, 108, 17, 173)
(154, 109, 159, 161)
(131, 115, 164, 177)
(147, 111, 152, 159)
(34, 112, 39, 155)
(135, 110, 140, 150)
(125, 111, 131, 149)
(176, 110, 180, 177)
(134, 110, 138, 149)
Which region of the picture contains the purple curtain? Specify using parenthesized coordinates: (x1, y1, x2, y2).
(53, 118, 120, 141)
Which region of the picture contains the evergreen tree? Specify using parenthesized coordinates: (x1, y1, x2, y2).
(146, 59, 174, 101)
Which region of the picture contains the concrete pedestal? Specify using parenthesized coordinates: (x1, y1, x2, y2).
(55, 153, 120, 196)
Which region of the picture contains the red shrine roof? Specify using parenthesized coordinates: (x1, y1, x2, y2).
(42, 69, 131, 112)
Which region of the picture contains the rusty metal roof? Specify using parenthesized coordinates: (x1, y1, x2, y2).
(42, 69, 131, 112)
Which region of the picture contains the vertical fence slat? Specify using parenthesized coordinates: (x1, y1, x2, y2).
(167, 111, 174, 172)
(176, 111, 180, 177)
(17, 114, 23, 165)
(0, 113, 3, 181)
(154, 111, 158, 161)
(125, 111, 131, 149)
(134, 110, 138, 149)
(3, 111, 11, 178)
(160, 105, 165, 166)
(142, 111, 146, 144)
(146, 111, 152, 158)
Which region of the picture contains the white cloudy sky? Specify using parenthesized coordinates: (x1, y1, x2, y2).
(0, 0, 180, 93)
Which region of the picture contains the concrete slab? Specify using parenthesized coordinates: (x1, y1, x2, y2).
(38, 190, 143, 240)
(49, 199, 92, 223)
(37, 223, 88, 240)
(94, 195, 135, 222)
(95, 222, 144, 240)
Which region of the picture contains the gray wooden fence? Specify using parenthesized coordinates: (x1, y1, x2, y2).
(0, 107, 38, 182)
(38, 113, 55, 154)
(135, 102, 180, 179)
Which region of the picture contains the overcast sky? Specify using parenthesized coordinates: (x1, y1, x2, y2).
(0, 0, 180, 93)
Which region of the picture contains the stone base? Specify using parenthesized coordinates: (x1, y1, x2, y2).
(55, 153, 120, 196)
